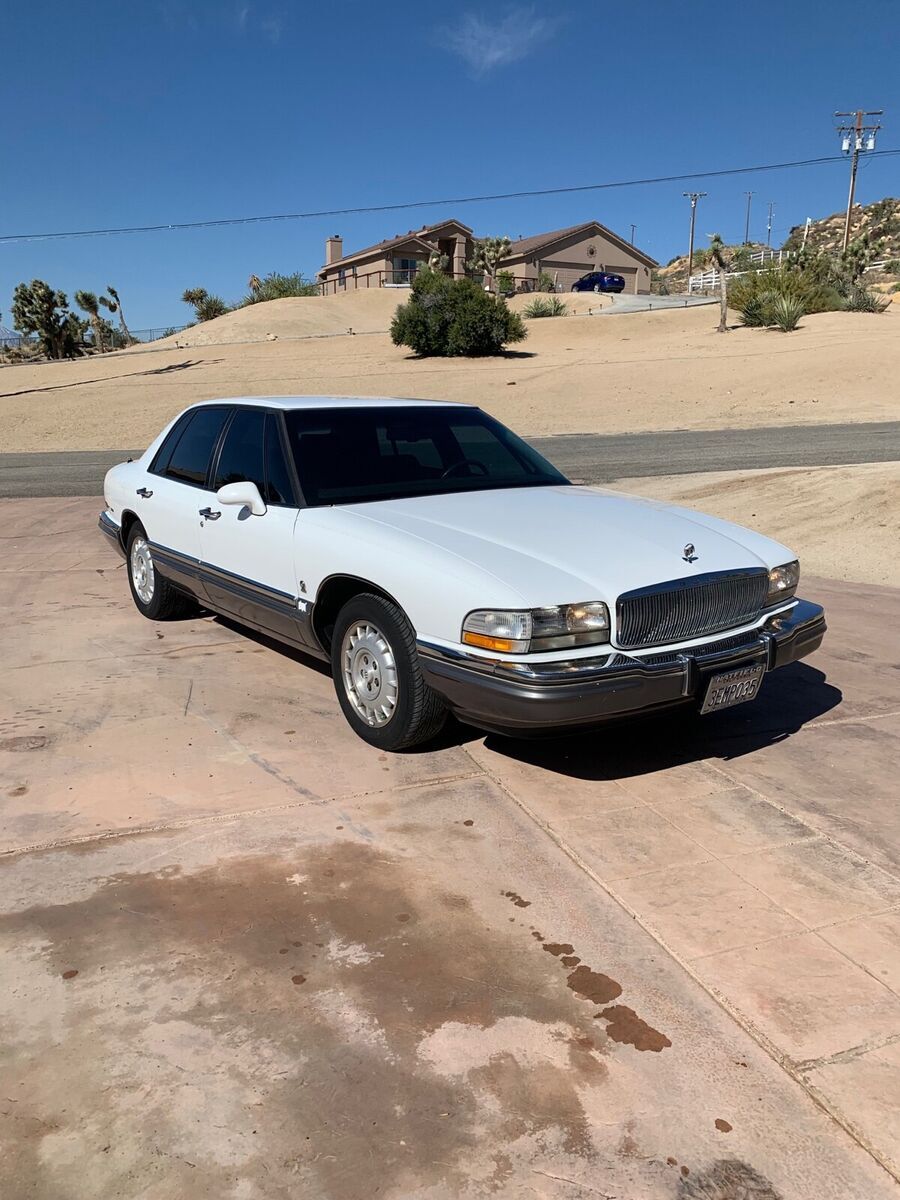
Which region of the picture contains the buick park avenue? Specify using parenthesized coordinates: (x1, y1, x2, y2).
(99, 397, 826, 750)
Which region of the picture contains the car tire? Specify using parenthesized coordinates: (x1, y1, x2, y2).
(126, 521, 197, 621)
(593, 284, 601, 293)
(331, 592, 447, 751)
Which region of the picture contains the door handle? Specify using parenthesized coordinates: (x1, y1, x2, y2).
(199, 507, 221, 521)
(136, 487, 153, 498)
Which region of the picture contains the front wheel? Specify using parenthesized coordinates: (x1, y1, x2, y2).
(593, 284, 601, 293)
(331, 593, 447, 750)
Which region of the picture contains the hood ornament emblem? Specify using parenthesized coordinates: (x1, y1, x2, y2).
(682, 543, 698, 563)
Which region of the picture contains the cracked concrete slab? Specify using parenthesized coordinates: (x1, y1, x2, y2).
(2, 497, 899, 1196)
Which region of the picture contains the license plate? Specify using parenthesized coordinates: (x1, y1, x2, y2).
(700, 663, 765, 714)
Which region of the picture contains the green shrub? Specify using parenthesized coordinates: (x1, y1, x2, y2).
(771, 295, 805, 332)
(729, 266, 842, 326)
(390, 271, 527, 357)
(496, 270, 515, 296)
(537, 270, 556, 292)
(843, 286, 891, 313)
(242, 271, 319, 304)
(523, 296, 568, 318)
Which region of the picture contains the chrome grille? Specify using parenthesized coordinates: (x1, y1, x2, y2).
(616, 569, 769, 650)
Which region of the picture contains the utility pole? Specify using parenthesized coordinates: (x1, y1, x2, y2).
(743, 191, 754, 244)
(766, 201, 775, 247)
(683, 192, 707, 285)
(629, 224, 636, 245)
(834, 109, 883, 252)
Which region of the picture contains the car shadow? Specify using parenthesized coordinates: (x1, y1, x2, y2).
(444, 663, 843, 781)
(203, 616, 841, 779)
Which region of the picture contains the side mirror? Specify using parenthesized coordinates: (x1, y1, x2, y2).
(216, 481, 267, 516)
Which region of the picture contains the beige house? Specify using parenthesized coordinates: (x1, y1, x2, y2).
(502, 222, 655, 294)
(318, 218, 656, 295)
(318, 220, 476, 294)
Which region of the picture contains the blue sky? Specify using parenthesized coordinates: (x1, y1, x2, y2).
(2, 0, 897, 327)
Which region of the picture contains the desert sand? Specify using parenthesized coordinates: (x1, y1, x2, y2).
(611, 461, 900, 586)
(1, 294, 897, 452)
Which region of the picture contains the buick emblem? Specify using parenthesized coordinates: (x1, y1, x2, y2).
(682, 543, 698, 562)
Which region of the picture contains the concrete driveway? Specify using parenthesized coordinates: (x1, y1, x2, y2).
(2, 498, 899, 1200)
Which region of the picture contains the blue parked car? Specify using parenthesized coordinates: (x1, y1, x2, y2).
(571, 271, 625, 294)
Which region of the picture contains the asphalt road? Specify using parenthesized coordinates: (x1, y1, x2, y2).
(0, 420, 898, 497)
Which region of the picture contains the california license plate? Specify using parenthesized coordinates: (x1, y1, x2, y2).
(700, 663, 765, 714)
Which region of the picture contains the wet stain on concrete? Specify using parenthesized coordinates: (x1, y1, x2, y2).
(714, 1118, 733, 1133)
(462, 819, 474, 827)
(542, 942, 575, 957)
(1, 842, 615, 1199)
(678, 1159, 782, 1199)
(566, 964, 623, 1006)
(501, 889, 530, 908)
(597, 1005, 672, 1053)
(61, 969, 79, 980)
(561, 954, 581, 968)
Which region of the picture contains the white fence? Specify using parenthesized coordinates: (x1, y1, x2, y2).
(688, 253, 889, 294)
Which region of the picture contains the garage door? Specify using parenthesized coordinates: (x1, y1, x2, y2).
(541, 261, 590, 291)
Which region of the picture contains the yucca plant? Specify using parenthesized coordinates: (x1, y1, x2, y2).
(523, 296, 567, 318)
(771, 294, 805, 332)
(843, 286, 891, 313)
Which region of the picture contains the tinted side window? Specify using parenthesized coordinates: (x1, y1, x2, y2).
(163, 407, 229, 486)
(213, 408, 266, 493)
(264, 414, 295, 506)
(150, 412, 192, 476)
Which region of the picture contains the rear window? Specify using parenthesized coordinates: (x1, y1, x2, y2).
(284, 405, 567, 507)
(161, 407, 229, 487)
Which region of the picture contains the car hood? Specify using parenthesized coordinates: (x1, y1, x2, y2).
(345, 485, 793, 607)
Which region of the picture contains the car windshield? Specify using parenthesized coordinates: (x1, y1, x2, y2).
(284, 405, 569, 507)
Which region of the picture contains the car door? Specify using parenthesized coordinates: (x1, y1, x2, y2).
(140, 405, 231, 600)
(198, 407, 308, 645)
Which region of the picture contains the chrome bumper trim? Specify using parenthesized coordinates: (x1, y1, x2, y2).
(417, 599, 826, 733)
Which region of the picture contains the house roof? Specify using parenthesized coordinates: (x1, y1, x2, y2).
(319, 219, 473, 275)
(506, 221, 657, 267)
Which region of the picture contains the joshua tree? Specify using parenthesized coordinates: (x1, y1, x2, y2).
(248, 274, 262, 294)
(75, 290, 112, 352)
(104, 285, 134, 345)
(707, 233, 730, 332)
(181, 287, 229, 322)
(468, 236, 512, 292)
(12, 280, 82, 359)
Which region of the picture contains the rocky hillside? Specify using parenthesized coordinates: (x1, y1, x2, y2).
(783, 196, 900, 257)
(654, 198, 900, 293)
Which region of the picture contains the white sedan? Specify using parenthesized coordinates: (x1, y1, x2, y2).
(100, 396, 826, 749)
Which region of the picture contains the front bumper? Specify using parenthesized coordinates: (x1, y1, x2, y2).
(419, 599, 826, 735)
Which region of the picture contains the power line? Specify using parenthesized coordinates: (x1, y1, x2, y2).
(2, 149, 898, 246)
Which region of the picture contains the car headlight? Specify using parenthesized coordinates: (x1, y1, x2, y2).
(767, 560, 800, 604)
(462, 603, 610, 653)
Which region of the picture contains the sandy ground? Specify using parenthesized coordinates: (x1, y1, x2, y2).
(1, 295, 897, 452)
(611, 461, 900, 587)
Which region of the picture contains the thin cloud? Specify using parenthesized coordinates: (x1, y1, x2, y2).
(443, 7, 555, 75)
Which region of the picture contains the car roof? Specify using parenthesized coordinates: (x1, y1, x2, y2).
(189, 395, 473, 412)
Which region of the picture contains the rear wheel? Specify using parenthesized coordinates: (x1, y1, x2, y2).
(593, 284, 601, 293)
(126, 522, 197, 621)
(331, 593, 447, 750)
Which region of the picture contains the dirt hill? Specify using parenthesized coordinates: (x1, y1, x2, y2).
(149, 290, 612, 350)
(1, 294, 897, 453)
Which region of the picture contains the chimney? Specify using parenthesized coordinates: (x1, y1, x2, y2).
(325, 235, 343, 265)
